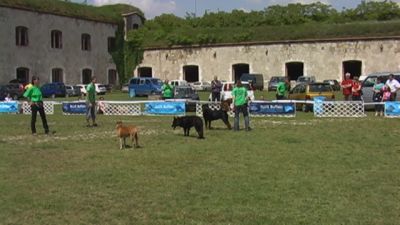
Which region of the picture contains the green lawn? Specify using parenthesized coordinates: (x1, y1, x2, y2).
(0, 91, 399, 224)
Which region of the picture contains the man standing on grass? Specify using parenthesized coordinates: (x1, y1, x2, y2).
(86, 76, 97, 127)
(211, 76, 222, 101)
(341, 73, 353, 101)
(276, 77, 288, 100)
(232, 80, 251, 131)
(385, 74, 400, 101)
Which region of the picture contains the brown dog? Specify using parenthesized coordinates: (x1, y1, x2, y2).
(115, 121, 139, 150)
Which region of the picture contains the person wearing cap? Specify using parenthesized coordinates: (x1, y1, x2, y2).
(385, 74, 400, 101)
(23, 76, 49, 135)
(341, 72, 353, 101)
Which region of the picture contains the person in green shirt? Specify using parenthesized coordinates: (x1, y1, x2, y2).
(86, 76, 97, 127)
(232, 80, 251, 131)
(23, 76, 49, 135)
(276, 78, 289, 100)
(162, 79, 173, 99)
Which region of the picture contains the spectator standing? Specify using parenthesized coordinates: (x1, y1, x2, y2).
(232, 80, 251, 131)
(351, 76, 362, 101)
(98, 96, 106, 114)
(385, 74, 400, 101)
(276, 78, 288, 100)
(373, 77, 385, 116)
(211, 76, 222, 101)
(4, 93, 12, 102)
(162, 79, 173, 99)
(86, 76, 97, 127)
(23, 76, 49, 135)
(341, 73, 353, 101)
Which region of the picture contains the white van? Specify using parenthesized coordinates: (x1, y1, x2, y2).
(169, 80, 188, 87)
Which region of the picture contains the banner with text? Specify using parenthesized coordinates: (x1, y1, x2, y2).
(144, 102, 185, 115)
(249, 102, 296, 116)
(385, 102, 400, 117)
(0, 101, 18, 113)
(62, 102, 87, 114)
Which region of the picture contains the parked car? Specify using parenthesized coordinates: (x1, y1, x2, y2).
(95, 83, 107, 95)
(121, 83, 129, 93)
(191, 81, 211, 91)
(169, 80, 188, 87)
(267, 76, 286, 91)
(76, 84, 88, 96)
(128, 77, 163, 97)
(361, 72, 400, 109)
(5, 83, 24, 99)
(240, 73, 264, 91)
(0, 85, 8, 100)
(208, 81, 255, 101)
(173, 85, 200, 112)
(65, 85, 81, 97)
(104, 84, 113, 92)
(288, 82, 335, 112)
(323, 79, 341, 91)
(296, 76, 316, 85)
(41, 82, 66, 98)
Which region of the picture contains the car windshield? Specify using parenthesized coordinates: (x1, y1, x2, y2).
(194, 82, 201, 85)
(271, 77, 284, 82)
(309, 84, 331, 92)
(298, 77, 309, 82)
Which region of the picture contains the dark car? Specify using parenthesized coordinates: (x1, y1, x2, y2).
(268, 76, 286, 91)
(5, 83, 24, 99)
(0, 85, 8, 100)
(240, 73, 264, 91)
(173, 85, 200, 112)
(41, 82, 66, 98)
(323, 79, 341, 91)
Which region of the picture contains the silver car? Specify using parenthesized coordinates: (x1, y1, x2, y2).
(361, 72, 400, 109)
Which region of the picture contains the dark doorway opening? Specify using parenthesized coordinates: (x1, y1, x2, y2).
(232, 63, 249, 82)
(138, 67, 152, 77)
(343, 60, 362, 79)
(82, 69, 92, 84)
(286, 62, 304, 81)
(183, 65, 199, 82)
(108, 69, 117, 85)
(16, 67, 29, 84)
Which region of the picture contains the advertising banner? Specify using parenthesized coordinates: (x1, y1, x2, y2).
(144, 102, 185, 115)
(385, 102, 400, 117)
(249, 102, 295, 116)
(0, 101, 18, 113)
(62, 102, 87, 114)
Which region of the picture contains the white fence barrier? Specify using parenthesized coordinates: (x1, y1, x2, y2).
(6, 100, 398, 118)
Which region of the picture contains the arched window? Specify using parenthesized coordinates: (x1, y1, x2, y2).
(183, 65, 199, 82)
(285, 62, 304, 81)
(82, 69, 92, 84)
(108, 69, 117, 85)
(52, 68, 63, 82)
(16, 26, 28, 46)
(51, 30, 62, 49)
(16, 67, 29, 84)
(81, 33, 91, 51)
(132, 23, 139, 29)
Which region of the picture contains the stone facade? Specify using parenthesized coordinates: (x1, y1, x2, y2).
(0, 6, 118, 85)
(137, 37, 400, 83)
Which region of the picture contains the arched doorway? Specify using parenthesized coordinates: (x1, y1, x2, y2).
(183, 65, 199, 82)
(343, 60, 362, 79)
(232, 63, 249, 82)
(286, 62, 304, 81)
(138, 67, 152, 77)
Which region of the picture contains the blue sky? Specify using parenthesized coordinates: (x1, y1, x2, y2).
(72, 0, 400, 19)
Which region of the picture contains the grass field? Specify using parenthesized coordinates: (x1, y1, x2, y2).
(1, 91, 400, 224)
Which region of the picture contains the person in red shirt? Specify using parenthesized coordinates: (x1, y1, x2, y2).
(351, 76, 362, 101)
(341, 72, 353, 101)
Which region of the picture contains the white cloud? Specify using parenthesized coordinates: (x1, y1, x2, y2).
(89, 0, 177, 18)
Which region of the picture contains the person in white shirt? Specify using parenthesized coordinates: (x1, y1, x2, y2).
(385, 74, 400, 101)
(4, 93, 12, 102)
